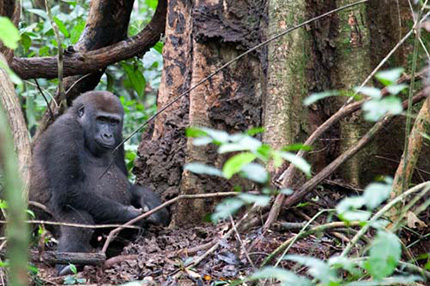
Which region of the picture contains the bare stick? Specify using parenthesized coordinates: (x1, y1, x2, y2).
(104, 255, 138, 268)
(230, 215, 256, 269)
(0, 220, 140, 230)
(34, 79, 54, 120)
(101, 192, 240, 253)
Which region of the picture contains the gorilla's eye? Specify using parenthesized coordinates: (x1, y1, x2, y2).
(78, 106, 85, 117)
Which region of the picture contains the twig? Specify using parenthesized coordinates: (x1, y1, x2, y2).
(64, 73, 92, 96)
(44, 0, 66, 108)
(178, 241, 216, 256)
(229, 215, 256, 269)
(33, 79, 54, 120)
(341, 182, 430, 258)
(101, 192, 240, 253)
(283, 90, 426, 209)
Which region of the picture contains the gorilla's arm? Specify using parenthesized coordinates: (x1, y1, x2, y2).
(43, 116, 141, 224)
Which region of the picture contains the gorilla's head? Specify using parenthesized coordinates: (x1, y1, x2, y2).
(71, 91, 124, 156)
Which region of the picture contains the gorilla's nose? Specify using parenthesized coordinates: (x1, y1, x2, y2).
(103, 133, 113, 139)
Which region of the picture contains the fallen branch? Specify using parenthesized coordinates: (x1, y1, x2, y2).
(0, 250, 106, 266)
(0, 220, 140, 230)
(101, 192, 240, 253)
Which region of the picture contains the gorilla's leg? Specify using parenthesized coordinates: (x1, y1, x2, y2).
(56, 209, 94, 275)
(130, 185, 170, 226)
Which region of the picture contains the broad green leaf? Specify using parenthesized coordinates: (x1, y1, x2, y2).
(0, 17, 20, 49)
(192, 137, 213, 146)
(381, 96, 403, 115)
(278, 152, 311, 177)
(70, 19, 85, 44)
(121, 62, 146, 97)
(386, 84, 407, 95)
(284, 255, 339, 284)
(246, 127, 265, 136)
(336, 197, 371, 222)
(218, 136, 262, 154)
(211, 198, 244, 222)
(362, 178, 392, 209)
(69, 263, 77, 274)
(329, 256, 363, 276)
(256, 144, 271, 161)
(184, 163, 224, 177)
(26, 8, 48, 19)
(240, 163, 269, 183)
(281, 144, 313, 152)
(375, 68, 404, 86)
(280, 188, 293, 195)
(200, 127, 230, 144)
(53, 16, 70, 38)
(20, 33, 32, 53)
(186, 127, 208, 138)
(153, 41, 164, 54)
(251, 267, 312, 286)
(303, 91, 339, 106)
(223, 153, 256, 179)
(238, 193, 270, 207)
(364, 231, 401, 280)
(354, 86, 381, 99)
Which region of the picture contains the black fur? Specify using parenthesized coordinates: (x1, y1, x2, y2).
(30, 91, 169, 264)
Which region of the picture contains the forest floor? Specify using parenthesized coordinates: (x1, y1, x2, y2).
(31, 183, 430, 285)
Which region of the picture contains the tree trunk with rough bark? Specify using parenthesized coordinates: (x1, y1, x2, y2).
(134, 0, 268, 226)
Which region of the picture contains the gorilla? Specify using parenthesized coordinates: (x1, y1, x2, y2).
(29, 91, 169, 271)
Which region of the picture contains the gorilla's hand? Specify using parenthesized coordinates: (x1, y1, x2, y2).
(125, 205, 143, 221)
(131, 186, 170, 226)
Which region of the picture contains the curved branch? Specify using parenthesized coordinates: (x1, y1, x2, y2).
(10, 0, 167, 80)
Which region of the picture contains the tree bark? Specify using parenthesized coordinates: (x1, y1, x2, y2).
(135, 0, 268, 226)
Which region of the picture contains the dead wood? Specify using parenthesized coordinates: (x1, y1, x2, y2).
(0, 250, 106, 266)
(104, 255, 138, 269)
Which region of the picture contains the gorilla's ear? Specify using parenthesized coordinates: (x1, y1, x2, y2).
(78, 106, 85, 118)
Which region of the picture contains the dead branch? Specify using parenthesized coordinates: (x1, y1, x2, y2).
(10, 0, 167, 80)
(0, 220, 140, 230)
(101, 192, 240, 253)
(30, 250, 105, 265)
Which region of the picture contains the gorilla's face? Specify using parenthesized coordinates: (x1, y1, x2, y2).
(77, 104, 123, 156)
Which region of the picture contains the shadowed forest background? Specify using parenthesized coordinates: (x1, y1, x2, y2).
(2, 0, 430, 285)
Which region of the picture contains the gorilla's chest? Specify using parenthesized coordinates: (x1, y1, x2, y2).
(84, 162, 131, 205)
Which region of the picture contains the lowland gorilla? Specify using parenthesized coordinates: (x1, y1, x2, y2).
(30, 91, 169, 270)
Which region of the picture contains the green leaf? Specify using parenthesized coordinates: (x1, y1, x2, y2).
(153, 41, 164, 54)
(251, 267, 312, 286)
(211, 198, 244, 222)
(121, 62, 146, 97)
(240, 163, 269, 183)
(336, 197, 371, 222)
(345, 276, 422, 286)
(364, 231, 401, 280)
(280, 188, 293, 195)
(200, 127, 230, 144)
(186, 127, 208, 138)
(0, 17, 20, 49)
(70, 19, 85, 44)
(0, 60, 22, 85)
(362, 178, 392, 209)
(362, 96, 402, 122)
(375, 68, 404, 86)
(386, 84, 407, 95)
(63, 275, 76, 285)
(20, 33, 32, 53)
(278, 152, 311, 177)
(238, 193, 270, 207)
(284, 255, 339, 285)
(53, 17, 70, 38)
(184, 163, 224, 177)
(223, 153, 256, 179)
(281, 144, 313, 152)
(69, 263, 77, 274)
(246, 127, 265, 136)
(218, 136, 262, 154)
(381, 96, 403, 115)
(26, 9, 48, 19)
(303, 91, 339, 106)
(354, 86, 381, 99)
